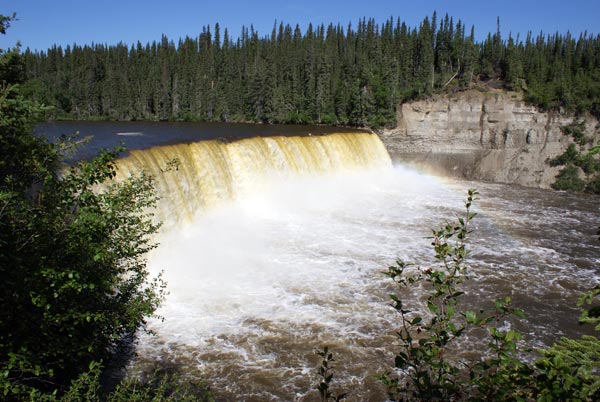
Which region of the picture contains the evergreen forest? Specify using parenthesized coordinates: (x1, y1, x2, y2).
(19, 13, 600, 127)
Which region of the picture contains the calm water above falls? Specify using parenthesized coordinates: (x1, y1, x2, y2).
(39, 122, 600, 401)
(35, 120, 367, 161)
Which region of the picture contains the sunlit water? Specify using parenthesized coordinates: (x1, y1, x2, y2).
(132, 164, 600, 401)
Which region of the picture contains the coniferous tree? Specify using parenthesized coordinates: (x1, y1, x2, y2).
(20, 13, 600, 125)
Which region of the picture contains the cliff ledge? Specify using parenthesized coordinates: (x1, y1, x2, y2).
(380, 89, 599, 188)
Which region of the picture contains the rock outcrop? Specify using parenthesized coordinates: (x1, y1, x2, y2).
(380, 89, 599, 188)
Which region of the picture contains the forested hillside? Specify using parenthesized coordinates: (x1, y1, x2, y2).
(21, 13, 600, 126)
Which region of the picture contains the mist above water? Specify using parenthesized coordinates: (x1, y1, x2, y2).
(147, 166, 448, 337)
(134, 164, 599, 401)
(37, 121, 599, 400)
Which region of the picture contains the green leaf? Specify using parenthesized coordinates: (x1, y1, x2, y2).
(465, 310, 477, 324)
(411, 316, 422, 325)
(427, 300, 439, 314)
(395, 355, 407, 368)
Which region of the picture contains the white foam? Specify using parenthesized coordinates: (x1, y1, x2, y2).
(134, 165, 600, 400)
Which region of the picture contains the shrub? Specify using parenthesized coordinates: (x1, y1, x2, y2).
(379, 189, 531, 400)
(548, 144, 579, 167)
(561, 121, 589, 146)
(315, 347, 347, 402)
(585, 174, 600, 194)
(41, 362, 213, 402)
(552, 164, 586, 192)
(379, 189, 600, 401)
(0, 70, 165, 399)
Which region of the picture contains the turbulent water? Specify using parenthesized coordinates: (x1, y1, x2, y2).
(112, 134, 600, 401)
(36, 121, 599, 399)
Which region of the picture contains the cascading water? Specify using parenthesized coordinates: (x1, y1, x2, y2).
(115, 133, 391, 226)
(117, 132, 600, 401)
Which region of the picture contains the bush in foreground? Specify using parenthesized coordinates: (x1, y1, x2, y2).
(376, 189, 600, 401)
(1, 17, 168, 399)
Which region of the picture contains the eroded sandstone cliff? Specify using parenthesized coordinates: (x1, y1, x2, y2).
(380, 89, 599, 188)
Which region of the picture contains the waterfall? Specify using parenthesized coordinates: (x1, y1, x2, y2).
(115, 132, 392, 225)
(119, 130, 600, 401)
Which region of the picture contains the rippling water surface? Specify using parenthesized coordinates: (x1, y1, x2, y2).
(132, 165, 600, 401)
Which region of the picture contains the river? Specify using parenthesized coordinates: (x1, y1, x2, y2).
(38, 121, 600, 401)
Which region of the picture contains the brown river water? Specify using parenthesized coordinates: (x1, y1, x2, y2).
(37, 122, 600, 401)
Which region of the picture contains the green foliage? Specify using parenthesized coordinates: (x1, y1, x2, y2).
(315, 347, 347, 402)
(0, 139, 166, 396)
(0, 32, 166, 399)
(58, 362, 102, 402)
(579, 285, 600, 331)
(535, 336, 600, 401)
(533, 286, 600, 401)
(33, 362, 213, 402)
(379, 189, 523, 401)
(18, 14, 600, 125)
(0, 14, 25, 85)
(0, 48, 25, 85)
(549, 123, 600, 193)
(379, 189, 600, 401)
(104, 369, 213, 402)
(548, 144, 579, 167)
(561, 121, 589, 146)
(551, 164, 587, 192)
(0, 13, 16, 35)
(381, 191, 478, 399)
(579, 152, 600, 176)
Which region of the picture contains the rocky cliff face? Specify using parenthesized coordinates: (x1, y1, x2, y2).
(380, 89, 599, 188)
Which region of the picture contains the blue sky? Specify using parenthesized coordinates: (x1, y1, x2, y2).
(1, 0, 598, 51)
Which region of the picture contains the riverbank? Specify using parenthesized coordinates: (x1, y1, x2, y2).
(380, 88, 600, 189)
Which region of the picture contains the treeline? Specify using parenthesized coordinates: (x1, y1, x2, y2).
(20, 13, 600, 126)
